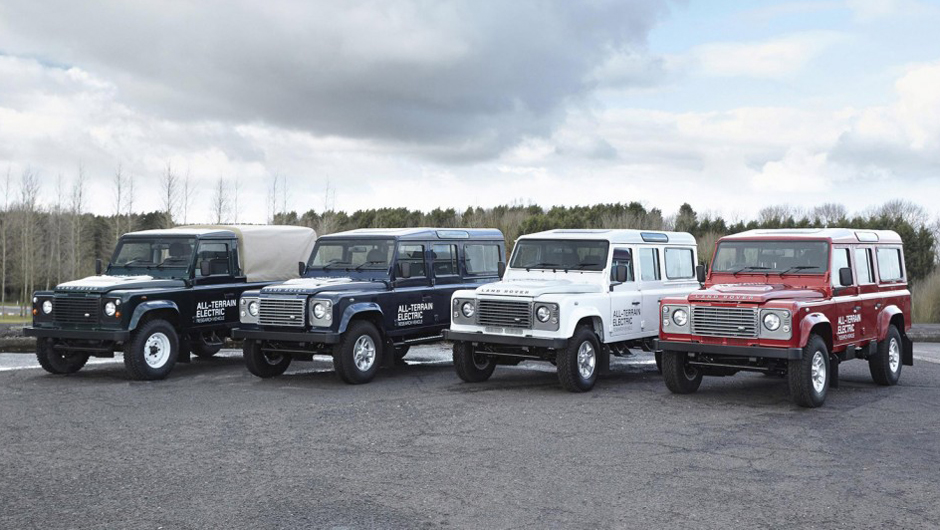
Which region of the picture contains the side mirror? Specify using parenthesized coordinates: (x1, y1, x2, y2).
(614, 264, 629, 283)
(397, 261, 412, 279)
(839, 267, 853, 287)
(95, 259, 102, 275)
(298, 261, 307, 276)
(200, 260, 212, 277)
(696, 264, 707, 283)
(497, 261, 506, 279)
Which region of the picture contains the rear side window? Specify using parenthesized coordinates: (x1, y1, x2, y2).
(465, 244, 500, 275)
(664, 248, 694, 279)
(831, 248, 851, 287)
(855, 248, 874, 284)
(877, 248, 903, 282)
(639, 248, 661, 281)
(431, 244, 458, 276)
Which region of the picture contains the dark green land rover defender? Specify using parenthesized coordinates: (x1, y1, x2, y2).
(23, 225, 316, 380)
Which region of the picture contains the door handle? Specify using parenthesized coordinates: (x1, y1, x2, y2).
(875, 303, 882, 310)
(853, 306, 861, 312)
(224, 293, 235, 298)
(632, 301, 641, 306)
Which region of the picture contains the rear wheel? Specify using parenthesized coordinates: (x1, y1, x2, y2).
(333, 321, 382, 384)
(661, 350, 703, 394)
(35, 338, 89, 375)
(869, 325, 902, 386)
(453, 341, 496, 382)
(788, 334, 830, 408)
(556, 327, 600, 392)
(243, 339, 291, 378)
(123, 319, 179, 381)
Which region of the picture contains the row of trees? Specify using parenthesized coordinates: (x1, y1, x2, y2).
(1, 167, 937, 314)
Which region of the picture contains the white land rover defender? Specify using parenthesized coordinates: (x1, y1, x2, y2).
(443, 229, 700, 392)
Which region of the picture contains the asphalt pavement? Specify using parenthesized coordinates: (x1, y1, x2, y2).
(1, 344, 939, 529)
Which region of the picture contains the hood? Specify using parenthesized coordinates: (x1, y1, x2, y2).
(261, 276, 386, 295)
(476, 279, 602, 298)
(55, 275, 186, 293)
(688, 283, 825, 304)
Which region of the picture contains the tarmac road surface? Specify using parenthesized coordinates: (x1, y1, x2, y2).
(1, 343, 939, 529)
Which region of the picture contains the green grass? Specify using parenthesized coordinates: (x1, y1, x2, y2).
(0, 315, 29, 324)
(912, 268, 940, 324)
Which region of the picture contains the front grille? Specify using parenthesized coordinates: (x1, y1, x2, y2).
(53, 297, 100, 324)
(259, 298, 306, 328)
(477, 300, 532, 329)
(691, 306, 758, 338)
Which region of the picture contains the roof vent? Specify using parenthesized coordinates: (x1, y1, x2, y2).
(856, 231, 879, 242)
(641, 232, 669, 243)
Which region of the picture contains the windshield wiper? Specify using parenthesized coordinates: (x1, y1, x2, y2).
(571, 263, 601, 270)
(525, 262, 560, 272)
(731, 266, 770, 277)
(321, 261, 351, 270)
(778, 265, 817, 277)
(355, 260, 387, 271)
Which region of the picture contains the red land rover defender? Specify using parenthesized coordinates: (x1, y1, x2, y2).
(656, 229, 913, 408)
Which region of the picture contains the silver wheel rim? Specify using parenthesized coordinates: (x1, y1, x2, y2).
(888, 338, 900, 373)
(144, 332, 171, 369)
(577, 341, 596, 380)
(263, 352, 284, 366)
(353, 335, 376, 372)
(811, 350, 827, 394)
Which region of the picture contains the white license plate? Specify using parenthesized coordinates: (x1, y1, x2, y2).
(485, 326, 523, 335)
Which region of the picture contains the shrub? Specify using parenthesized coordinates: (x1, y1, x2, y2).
(912, 268, 940, 324)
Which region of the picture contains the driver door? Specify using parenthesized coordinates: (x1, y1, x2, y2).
(608, 247, 643, 341)
(191, 240, 240, 329)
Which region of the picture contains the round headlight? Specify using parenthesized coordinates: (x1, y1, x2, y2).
(763, 312, 781, 331)
(536, 305, 551, 322)
(248, 301, 259, 317)
(104, 301, 117, 317)
(672, 308, 688, 326)
(313, 303, 327, 319)
(41, 300, 53, 315)
(461, 302, 475, 318)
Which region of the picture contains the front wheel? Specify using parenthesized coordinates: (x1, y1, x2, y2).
(35, 339, 89, 375)
(869, 325, 902, 386)
(123, 319, 179, 381)
(661, 350, 703, 394)
(453, 341, 496, 382)
(788, 334, 830, 408)
(243, 339, 291, 378)
(332, 321, 382, 384)
(556, 327, 600, 392)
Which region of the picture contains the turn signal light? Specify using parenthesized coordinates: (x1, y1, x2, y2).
(32, 309, 38, 316)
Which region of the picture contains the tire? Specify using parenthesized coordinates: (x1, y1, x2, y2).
(661, 350, 703, 394)
(869, 325, 902, 386)
(453, 341, 496, 383)
(332, 321, 382, 384)
(243, 339, 291, 378)
(123, 319, 179, 381)
(788, 334, 830, 408)
(654, 351, 663, 374)
(394, 345, 410, 362)
(35, 338, 89, 375)
(192, 339, 223, 359)
(556, 327, 600, 392)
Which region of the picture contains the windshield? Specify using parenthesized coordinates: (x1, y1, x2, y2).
(510, 239, 609, 271)
(111, 237, 195, 274)
(712, 240, 829, 274)
(308, 238, 394, 271)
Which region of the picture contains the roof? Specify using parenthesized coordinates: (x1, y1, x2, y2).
(324, 227, 504, 241)
(721, 228, 903, 245)
(123, 225, 315, 239)
(518, 229, 696, 246)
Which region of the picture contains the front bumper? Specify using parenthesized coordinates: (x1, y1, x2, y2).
(655, 339, 803, 360)
(23, 327, 130, 341)
(232, 328, 341, 345)
(443, 329, 568, 350)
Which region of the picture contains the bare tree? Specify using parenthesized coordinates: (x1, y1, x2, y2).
(160, 161, 178, 227)
(1, 167, 10, 313)
(181, 166, 195, 225)
(124, 172, 135, 233)
(212, 175, 229, 223)
(267, 173, 280, 223)
(69, 165, 87, 280)
(19, 168, 40, 313)
(232, 174, 241, 223)
(811, 203, 847, 227)
(112, 165, 126, 242)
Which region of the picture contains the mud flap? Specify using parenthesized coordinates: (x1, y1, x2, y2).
(902, 335, 914, 366)
(177, 335, 192, 364)
(598, 349, 610, 375)
(829, 357, 839, 389)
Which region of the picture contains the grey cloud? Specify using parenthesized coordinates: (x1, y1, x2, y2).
(0, 0, 671, 162)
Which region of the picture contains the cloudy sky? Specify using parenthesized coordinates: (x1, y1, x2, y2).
(0, 0, 938, 223)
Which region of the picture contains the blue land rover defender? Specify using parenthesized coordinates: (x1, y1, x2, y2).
(24, 225, 317, 380)
(233, 228, 505, 384)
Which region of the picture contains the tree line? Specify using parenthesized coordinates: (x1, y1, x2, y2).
(1, 166, 937, 314)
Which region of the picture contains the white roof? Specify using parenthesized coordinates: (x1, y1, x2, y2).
(130, 225, 317, 282)
(518, 229, 696, 246)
